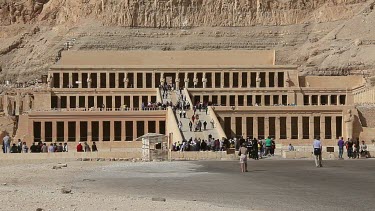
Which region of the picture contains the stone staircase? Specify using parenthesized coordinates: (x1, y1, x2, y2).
(170, 90, 222, 141)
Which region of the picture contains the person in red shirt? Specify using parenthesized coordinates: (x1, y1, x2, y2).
(76, 142, 83, 152)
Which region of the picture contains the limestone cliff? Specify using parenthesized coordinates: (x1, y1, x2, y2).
(0, 0, 375, 82)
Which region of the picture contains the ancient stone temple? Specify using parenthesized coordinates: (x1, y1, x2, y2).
(4, 50, 372, 150)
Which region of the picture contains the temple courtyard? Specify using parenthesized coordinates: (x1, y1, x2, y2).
(0, 159, 374, 211)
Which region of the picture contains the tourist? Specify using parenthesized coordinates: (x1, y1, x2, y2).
(288, 143, 294, 151)
(246, 139, 253, 158)
(178, 121, 183, 131)
(30, 142, 38, 153)
(48, 143, 54, 153)
(17, 139, 22, 153)
(189, 121, 193, 131)
(210, 119, 215, 128)
(63, 143, 68, 152)
(183, 110, 186, 118)
(337, 137, 345, 159)
(346, 138, 353, 158)
(238, 143, 248, 173)
(313, 137, 323, 168)
(56, 143, 63, 152)
(203, 121, 207, 130)
(2, 134, 10, 153)
(84, 142, 91, 152)
(353, 138, 360, 159)
(252, 138, 259, 160)
(92, 142, 98, 152)
(360, 141, 368, 158)
(271, 138, 276, 156)
(265, 136, 272, 156)
(22, 142, 28, 153)
(10, 143, 18, 153)
(76, 142, 83, 152)
(205, 106, 208, 115)
(41, 143, 48, 153)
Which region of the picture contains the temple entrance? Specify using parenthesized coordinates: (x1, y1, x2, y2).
(164, 73, 175, 87)
(166, 76, 173, 86)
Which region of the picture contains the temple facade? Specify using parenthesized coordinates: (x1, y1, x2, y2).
(3, 50, 371, 151)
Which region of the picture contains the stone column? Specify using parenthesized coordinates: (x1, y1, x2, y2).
(309, 95, 312, 105)
(76, 121, 80, 142)
(115, 72, 119, 88)
(156, 121, 160, 134)
(265, 72, 269, 88)
(66, 95, 70, 109)
(152, 72, 155, 88)
(309, 115, 314, 140)
(230, 117, 235, 138)
(130, 95, 134, 108)
(97, 74, 100, 88)
(298, 116, 303, 140)
(320, 116, 325, 140)
(121, 120, 126, 141)
(132, 121, 137, 141)
(274, 72, 278, 88)
(193, 72, 198, 88)
(318, 95, 321, 106)
(75, 96, 79, 108)
(253, 117, 258, 139)
(52, 121, 57, 142)
(57, 96, 61, 109)
(69, 72, 73, 88)
(239, 72, 242, 88)
(99, 121, 103, 142)
(247, 72, 251, 88)
(64, 121, 69, 142)
(93, 96, 98, 108)
(85, 95, 88, 109)
(261, 94, 265, 106)
(87, 120, 92, 141)
(59, 73, 63, 88)
(103, 95, 107, 110)
(184, 73, 189, 88)
(221, 71, 224, 88)
(264, 116, 269, 138)
(87, 73, 92, 88)
(134, 72, 138, 88)
(110, 121, 115, 141)
(78, 73, 82, 88)
(212, 72, 216, 88)
(244, 95, 247, 106)
(242, 117, 247, 138)
(229, 72, 233, 88)
(41, 121, 45, 142)
(143, 73, 146, 88)
(286, 116, 291, 140)
(112, 96, 115, 110)
(332, 116, 337, 140)
(256, 72, 261, 88)
(226, 95, 230, 106)
(202, 73, 207, 89)
(275, 116, 280, 140)
(328, 95, 331, 105)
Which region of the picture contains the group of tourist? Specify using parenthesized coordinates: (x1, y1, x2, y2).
(1, 134, 99, 153)
(337, 137, 369, 159)
(172, 137, 232, 152)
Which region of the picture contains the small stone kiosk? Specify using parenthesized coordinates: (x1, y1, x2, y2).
(137, 133, 168, 161)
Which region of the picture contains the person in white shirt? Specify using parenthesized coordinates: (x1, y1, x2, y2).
(313, 137, 323, 167)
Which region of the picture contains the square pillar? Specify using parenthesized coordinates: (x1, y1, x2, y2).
(332, 116, 337, 140)
(97, 74, 100, 88)
(110, 121, 114, 142)
(106, 72, 110, 88)
(78, 73, 82, 88)
(265, 72, 269, 88)
(274, 73, 278, 88)
(264, 116, 269, 138)
(133, 121, 137, 141)
(275, 116, 280, 140)
(122, 120, 126, 141)
(212, 72, 216, 88)
(68, 72, 72, 88)
(253, 117, 258, 139)
(328, 95, 331, 105)
(229, 72, 233, 88)
(76, 121, 80, 142)
(318, 95, 321, 105)
(220, 72, 224, 88)
(242, 117, 247, 138)
(134, 73, 137, 88)
(247, 72, 251, 88)
(286, 116, 291, 140)
(87, 120, 92, 141)
(99, 121, 103, 142)
(41, 121, 45, 142)
(238, 72, 242, 88)
(230, 117, 235, 138)
(298, 116, 303, 140)
(143, 73, 146, 88)
(64, 121, 69, 142)
(152, 72, 155, 88)
(309, 115, 314, 140)
(52, 121, 57, 141)
(59, 73, 63, 88)
(320, 116, 325, 140)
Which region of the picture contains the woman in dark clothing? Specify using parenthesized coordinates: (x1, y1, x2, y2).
(252, 138, 259, 160)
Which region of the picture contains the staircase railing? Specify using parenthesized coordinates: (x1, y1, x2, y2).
(166, 107, 184, 143)
(207, 106, 227, 139)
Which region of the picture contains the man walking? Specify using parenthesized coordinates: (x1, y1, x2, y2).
(313, 137, 323, 168)
(189, 121, 193, 131)
(337, 137, 344, 159)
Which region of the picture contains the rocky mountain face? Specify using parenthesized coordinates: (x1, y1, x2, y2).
(0, 0, 375, 82)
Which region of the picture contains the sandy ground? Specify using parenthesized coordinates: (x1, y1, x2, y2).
(0, 160, 248, 211)
(1, 159, 375, 211)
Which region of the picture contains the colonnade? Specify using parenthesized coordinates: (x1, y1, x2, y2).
(353, 87, 375, 104)
(304, 94, 347, 105)
(221, 115, 343, 141)
(32, 120, 166, 142)
(51, 95, 157, 109)
(49, 70, 287, 89)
